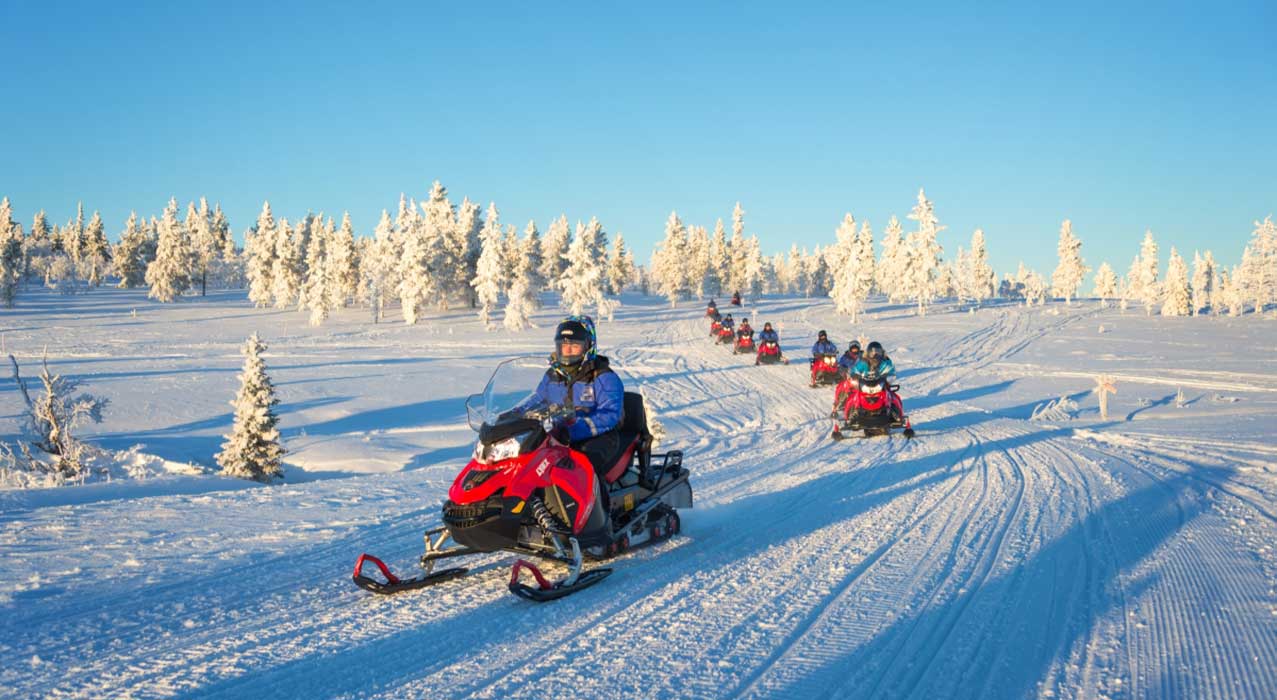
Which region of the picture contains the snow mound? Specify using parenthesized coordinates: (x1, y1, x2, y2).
(1029, 395, 1079, 421)
(0, 444, 205, 490)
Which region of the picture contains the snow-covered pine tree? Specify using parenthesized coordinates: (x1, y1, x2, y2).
(500, 223, 521, 289)
(967, 229, 995, 303)
(1121, 254, 1142, 312)
(688, 224, 711, 298)
(521, 220, 545, 306)
(1050, 220, 1087, 303)
(1248, 216, 1277, 312)
(420, 181, 455, 310)
(24, 210, 52, 284)
(452, 196, 482, 308)
(828, 213, 857, 312)
(216, 333, 285, 483)
(326, 213, 359, 309)
(878, 215, 905, 302)
(560, 220, 603, 316)
(539, 214, 571, 289)
(114, 212, 151, 289)
(1219, 267, 1245, 316)
(608, 233, 634, 296)
(299, 216, 331, 326)
(270, 217, 303, 309)
(188, 198, 217, 295)
(583, 216, 608, 272)
(1023, 269, 1047, 306)
(362, 210, 398, 322)
(145, 198, 192, 302)
(742, 236, 765, 297)
(82, 211, 111, 287)
(711, 219, 730, 297)
(651, 211, 690, 306)
(1190, 250, 1215, 315)
(904, 188, 945, 315)
(727, 203, 747, 296)
(1161, 247, 1191, 316)
(0, 198, 21, 306)
(831, 219, 876, 322)
(245, 203, 277, 307)
(471, 202, 504, 328)
(1137, 229, 1160, 315)
(806, 246, 830, 297)
(396, 200, 435, 325)
(1093, 262, 1118, 306)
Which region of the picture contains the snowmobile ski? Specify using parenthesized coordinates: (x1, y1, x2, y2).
(508, 559, 612, 602)
(352, 553, 467, 595)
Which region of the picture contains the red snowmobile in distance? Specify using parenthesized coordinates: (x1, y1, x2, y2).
(705, 301, 719, 317)
(832, 372, 914, 439)
(733, 329, 756, 354)
(709, 318, 723, 338)
(810, 353, 841, 388)
(756, 341, 787, 365)
(352, 357, 692, 602)
(715, 324, 735, 345)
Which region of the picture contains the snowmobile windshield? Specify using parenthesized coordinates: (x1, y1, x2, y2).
(465, 355, 560, 431)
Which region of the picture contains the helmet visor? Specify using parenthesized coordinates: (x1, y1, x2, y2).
(556, 338, 588, 365)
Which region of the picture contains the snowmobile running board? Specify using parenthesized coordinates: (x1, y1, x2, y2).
(352, 553, 468, 595)
(508, 559, 612, 602)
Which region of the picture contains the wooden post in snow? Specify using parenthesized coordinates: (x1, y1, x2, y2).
(1095, 375, 1117, 419)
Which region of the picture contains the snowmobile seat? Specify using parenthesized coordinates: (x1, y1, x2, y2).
(603, 392, 652, 483)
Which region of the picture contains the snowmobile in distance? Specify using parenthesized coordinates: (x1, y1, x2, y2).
(705, 301, 719, 318)
(709, 318, 723, 338)
(715, 324, 736, 345)
(755, 341, 787, 365)
(733, 329, 756, 354)
(831, 372, 914, 439)
(353, 357, 692, 602)
(809, 354, 841, 388)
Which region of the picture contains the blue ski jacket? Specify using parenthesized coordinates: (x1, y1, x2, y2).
(837, 351, 860, 373)
(528, 357, 625, 442)
(758, 329, 779, 344)
(852, 357, 896, 380)
(811, 339, 838, 356)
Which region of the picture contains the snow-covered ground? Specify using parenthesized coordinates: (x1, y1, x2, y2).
(2, 288, 1276, 699)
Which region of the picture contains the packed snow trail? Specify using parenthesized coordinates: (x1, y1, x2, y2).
(2, 290, 1275, 699)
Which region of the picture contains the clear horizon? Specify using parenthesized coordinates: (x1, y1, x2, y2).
(3, 1, 1273, 276)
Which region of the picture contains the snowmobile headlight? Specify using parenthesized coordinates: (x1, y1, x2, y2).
(482, 436, 524, 464)
(861, 382, 882, 395)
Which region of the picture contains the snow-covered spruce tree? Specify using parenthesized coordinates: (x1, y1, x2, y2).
(904, 188, 945, 315)
(0, 197, 22, 306)
(188, 198, 217, 295)
(560, 220, 604, 316)
(727, 203, 747, 295)
(24, 210, 53, 285)
(1137, 229, 1160, 315)
(210, 203, 237, 288)
(146, 198, 192, 302)
(786, 246, 805, 295)
(967, 229, 995, 303)
(1237, 244, 1264, 314)
(245, 202, 277, 307)
(651, 211, 691, 306)
(689, 224, 711, 297)
(1248, 216, 1277, 312)
(420, 181, 455, 310)
(741, 236, 766, 297)
(1190, 250, 1215, 315)
(1022, 270, 1047, 306)
(216, 333, 284, 483)
(829, 213, 856, 278)
(711, 219, 730, 297)
(451, 196, 482, 308)
(326, 213, 359, 309)
(500, 224, 521, 288)
(1093, 262, 1118, 307)
(82, 211, 111, 287)
(806, 246, 830, 297)
(582, 217, 609, 279)
(608, 233, 635, 296)
(831, 218, 875, 321)
(951, 247, 970, 303)
(521, 220, 545, 306)
(299, 216, 331, 326)
(361, 210, 398, 322)
(1219, 267, 1245, 316)
(270, 217, 302, 309)
(1161, 247, 1191, 316)
(878, 215, 905, 302)
(471, 202, 505, 328)
(1050, 220, 1087, 304)
(396, 200, 435, 325)
(1121, 254, 1142, 312)
(539, 214, 571, 289)
(113, 212, 150, 289)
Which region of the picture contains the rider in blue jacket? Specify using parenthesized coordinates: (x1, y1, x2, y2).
(527, 316, 625, 471)
(757, 322, 779, 345)
(838, 340, 862, 376)
(811, 330, 838, 360)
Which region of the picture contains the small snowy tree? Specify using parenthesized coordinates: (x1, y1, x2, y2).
(299, 217, 331, 326)
(146, 198, 192, 302)
(1122, 254, 1142, 312)
(710, 219, 730, 297)
(878, 215, 905, 301)
(539, 214, 571, 288)
(1093, 262, 1118, 306)
(1161, 247, 1191, 316)
(1051, 220, 1088, 304)
(967, 229, 995, 303)
(831, 219, 875, 322)
(560, 221, 604, 315)
(327, 213, 359, 309)
(503, 225, 543, 332)
(471, 202, 505, 328)
(651, 211, 691, 306)
(361, 210, 398, 322)
(10, 352, 108, 480)
(904, 188, 945, 315)
(1250, 216, 1277, 312)
(83, 211, 111, 287)
(216, 334, 284, 483)
(607, 233, 635, 295)
(0, 198, 22, 306)
(1022, 269, 1047, 306)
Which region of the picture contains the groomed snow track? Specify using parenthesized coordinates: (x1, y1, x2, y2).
(2, 294, 1276, 699)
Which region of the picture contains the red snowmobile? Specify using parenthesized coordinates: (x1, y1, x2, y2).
(733, 329, 756, 354)
(353, 357, 692, 602)
(755, 341, 787, 365)
(809, 353, 841, 388)
(705, 302, 719, 318)
(715, 324, 735, 345)
(831, 373, 914, 439)
(709, 318, 723, 337)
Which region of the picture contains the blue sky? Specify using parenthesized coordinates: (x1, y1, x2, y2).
(2, 0, 1274, 276)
